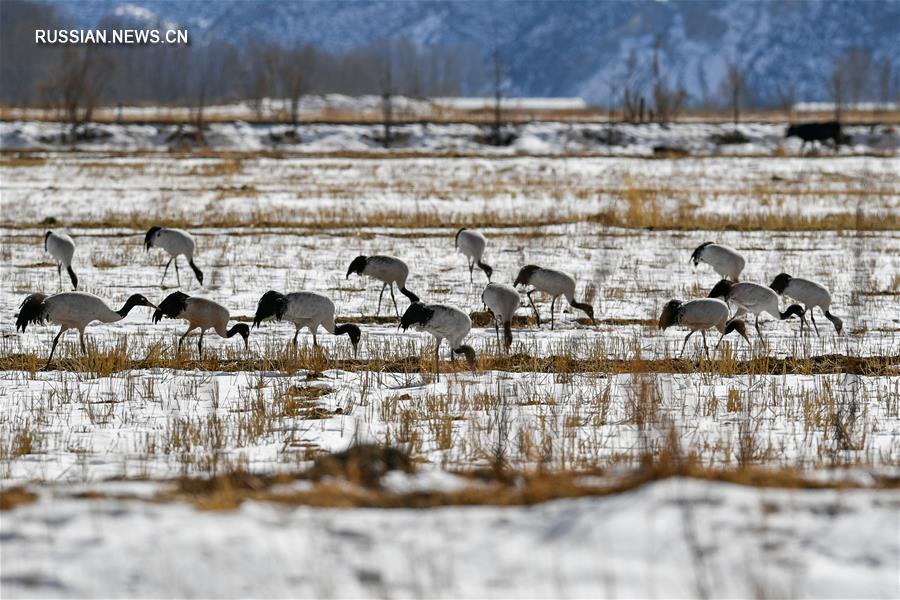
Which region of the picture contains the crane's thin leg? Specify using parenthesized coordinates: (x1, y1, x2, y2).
(495, 321, 501, 346)
(754, 315, 763, 341)
(161, 258, 173, 287)
(810, 309, 820, 336)
(468, 259, 474, 283)
(679, 330, 695, 358)
(197, 330, 204, 357)
(312, 330, 318, 347)
(177, 327, 194, 353)
(174, 256, 181, 287)
(79, 330, 87, 354)
(57, 264, 62, 290)
(44, 328, 66, 369)
(376, 283, 386, 316)
(550, 296, 556, 331)
(390, 284, 399, 318)
(701, 330, 709, 360)
(292, 326, 300, 347)
(526, 290, 540, 327)
(434, 339, 440, 382)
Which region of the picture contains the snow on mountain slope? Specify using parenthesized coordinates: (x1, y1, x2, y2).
(41, 0, 900, 104)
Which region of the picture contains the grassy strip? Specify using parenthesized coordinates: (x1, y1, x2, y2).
(1, 352, 896, 377)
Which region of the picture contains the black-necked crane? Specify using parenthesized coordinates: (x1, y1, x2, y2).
(455, 228, 493, 282)
(708, 279, 806, 341)
(252, 290, 362, 352)
(513, 265, 594, 329)
(44, 230, 78, 290)
(144, 226, 204, 287)
(658, 298, 750, 358)
(152, 292, 248, 355)
(690, 242, 745, 281)
(400, 302, 477, 381)
(15, 291, 157, 368)
(482, 282, 519, 352)
(770, 273, 843, 335)
(346, 255, 419, 317)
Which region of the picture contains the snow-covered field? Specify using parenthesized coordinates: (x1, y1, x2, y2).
(1, 147, 898, 598)
(2, 119, 898, 155)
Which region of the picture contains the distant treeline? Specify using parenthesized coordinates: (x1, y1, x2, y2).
(0, 0, 476, 113)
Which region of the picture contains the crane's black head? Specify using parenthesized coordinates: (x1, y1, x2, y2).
(724, 318, 750, 345)
(514, 265, 540, 287)
(144, 226, 162, 251)
(690, 241, 713, 266)
(346, 255, 367, 279)
(227, 323, 251, 348)
(44, 231, 52, 251)
(153, 291, 190, 323)
(658, 299, 682, 330)
(769, 273, 793, 295)
(454, 227, 466, 249)
(708, 279, 734, 300)
(126, 294, 157, 309)
(253, 290, 287, 328)
(399, 302, 434, 331)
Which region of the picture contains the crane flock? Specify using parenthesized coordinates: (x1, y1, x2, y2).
(15, 228, 843, 372)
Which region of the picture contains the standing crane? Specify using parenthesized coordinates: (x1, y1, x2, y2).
(346, 255, 419, 317)
(481, 282, 519, 352)
(690, 242, 745, 281)
(455, 228, 493, 282)
(658, 298, 749, 358)
(708, 279, 806, 341)
(513, 264, 594, 329)
(400, 302, 477, 381)
(44, 230, 78, 290)
(252, 290, 361, 352)
(769, 273, 843, 334)
(144, 226, 204, 287)
(16, 291, 157, 368)
(152, 292, 249, 355)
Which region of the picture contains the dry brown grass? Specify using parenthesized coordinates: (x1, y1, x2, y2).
(1, 351, 895, 377)
(0, 486, 38, 511)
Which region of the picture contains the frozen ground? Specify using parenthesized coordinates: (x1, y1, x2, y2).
(1, 119, 898, 155)
(1, 149, 898, 598)
(2, 478, 898, 598)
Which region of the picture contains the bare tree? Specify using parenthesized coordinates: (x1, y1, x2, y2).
(722, 60, 745, 128)
(380, 42, 394, 148)
(41, 46, 114, 140)
(844, 48, 872, 105)
(650, 35, 687, 124)
(491, 45, 503, 145)
(619, 50, 644, 123)
(829, 57, 847, 122)
(775, 82, 797, 117)
(280, 45, 317, 133)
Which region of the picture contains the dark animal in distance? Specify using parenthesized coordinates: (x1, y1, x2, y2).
(785, 121, 844, 152)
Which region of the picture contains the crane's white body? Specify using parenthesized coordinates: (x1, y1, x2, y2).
(177, 297, 233, 338)
(692, 243, 745, 281)
(672, 298, 731, 333)
(17, 291, 155, 367)
(779, 278, 833, 312)
(659, 297, 749, 358)
(527, 268, 578, 301)
(415, 305, 472, 350)
(515, 265, 593, 329)
(455, 229, 492, 282)
(360, 255, 409, 287)
(148, 228, 196, 259)
(45, 231, 75, 268)
(146, 227, 202, 287)
(41, 292, 125, 332)
(482, 283, 519, 325)
(44, 231, 77, 289)
(482, 282, 520, 351)
(722, 282, 783, 320)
